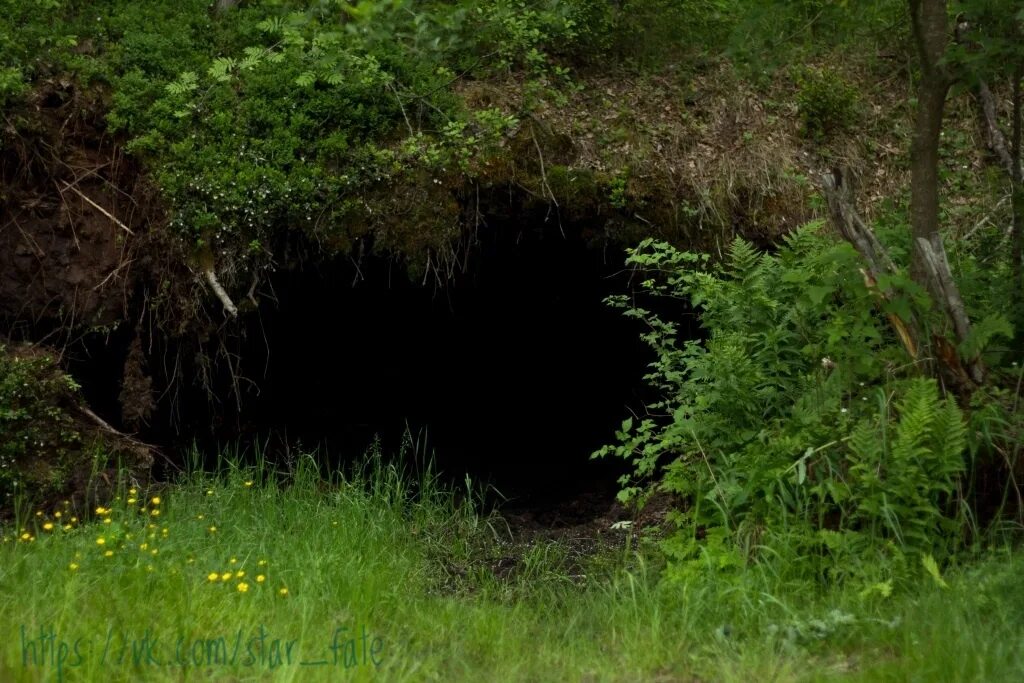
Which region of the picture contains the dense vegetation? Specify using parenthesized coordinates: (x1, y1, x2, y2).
(2, 0, 1024, 680)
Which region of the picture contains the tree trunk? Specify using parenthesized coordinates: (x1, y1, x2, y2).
(1012, 63, 1023, 341)
(908, 0, 984, 384)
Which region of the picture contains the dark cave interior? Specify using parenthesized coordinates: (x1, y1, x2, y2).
(64, 219, 693, 508)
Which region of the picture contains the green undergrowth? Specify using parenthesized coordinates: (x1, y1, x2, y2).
(1, 450, 1023, 682)
(596, 222, 1023, 590)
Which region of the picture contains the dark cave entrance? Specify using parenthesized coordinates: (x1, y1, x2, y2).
(229, 220, 659, 506)
(56, 217, 683, 510)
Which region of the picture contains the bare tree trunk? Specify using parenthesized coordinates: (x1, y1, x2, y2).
(908, 0, 984, 384)
(216, 0, 238, 13)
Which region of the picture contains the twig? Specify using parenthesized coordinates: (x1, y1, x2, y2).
(388, 81, 415, 137)
(530, 124, 558, 209)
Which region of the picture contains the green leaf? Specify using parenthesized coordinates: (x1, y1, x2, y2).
(921, 554, 949, 589)
(807, 285, 833, 305)
(958, 313, 1013, 360)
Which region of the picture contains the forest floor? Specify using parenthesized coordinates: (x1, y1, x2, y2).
(2, 457, 1022, 683)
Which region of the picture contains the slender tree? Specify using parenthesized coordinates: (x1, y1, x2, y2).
(908, 0, 984, 383)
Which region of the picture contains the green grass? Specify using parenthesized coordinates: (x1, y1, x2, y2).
(1, 453, 1023, 682)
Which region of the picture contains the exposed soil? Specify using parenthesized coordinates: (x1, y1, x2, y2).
(435, 485, 679, 593)
(0, 80, 150, 336)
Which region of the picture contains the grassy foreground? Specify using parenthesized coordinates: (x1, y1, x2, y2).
(1, 455, 1022, 682)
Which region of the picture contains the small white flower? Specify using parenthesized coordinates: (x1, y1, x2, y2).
(840, 408, 848, 414)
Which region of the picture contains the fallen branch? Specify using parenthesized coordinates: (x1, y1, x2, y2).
(60, 182, 135, 235)
(79, 404, 175, 471)
(203, 267, 239, 318)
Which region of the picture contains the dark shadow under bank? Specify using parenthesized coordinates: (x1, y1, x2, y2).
(65, 218, 699, 510)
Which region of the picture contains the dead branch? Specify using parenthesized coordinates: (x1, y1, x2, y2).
(203, 266, 239, 318)
(977, 81, 1020, 177)
(915, 236, 985, 384)
(820, 169, 896, 279)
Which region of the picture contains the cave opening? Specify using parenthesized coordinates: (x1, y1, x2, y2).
(226, 219, 663, 507)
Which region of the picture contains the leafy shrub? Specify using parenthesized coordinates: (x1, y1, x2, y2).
(0, 345, 84, 506)
(595, 225, 973, 584)
(795, 67, 861, 141)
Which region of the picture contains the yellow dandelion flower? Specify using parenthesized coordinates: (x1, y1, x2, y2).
(70, 517, 78, 524)
(150, 509, 160, 517)
(127, 498, 137, 504)
(103, 518, 112, 525)
(229, 557, 237, 564)
(207, 572, 219, 582)
(208, 526, 217, 533)
(235, 570, 244, 578)
(96, 537, 106, 546)
(197, 514, 204, 520)
(140, 543, 148, 550)
(69, 563, 79, 571)
(129, 488, 137, 495)
(237, 582, 249, 593)
(256, 575, 266, 583)
(63, 524, 71, 531)
(257, 559, 267, 567)
(95, 507, 107, 515)
(104, 550, 114, 557)
(35, 511, 43, 517)
(150, 549, 158, 556)
(20, 532, 31, 541)
(151, 496, 161, 505)
(54, 511, 62, 519)
(206, 489, 214, 496)
(42, 523, 54, 531)
(244, 480, 253, 487)
(221, 572, 232, 582)
(278, 588, 289, 596)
